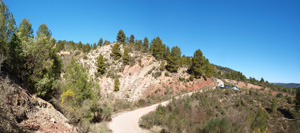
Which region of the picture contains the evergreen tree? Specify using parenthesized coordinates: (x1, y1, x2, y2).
(93, 43, 97, 49)
(251, 108, 267, 130)
(97, 38, 103, 47)
(149, 43, 153, 53)
(117, 29, 126, 43)
(204, 59, 215, 77)
(181, 54, 187, 67)
(96, 53, 106, 75)
(190, 49, 205, 78)
(18, 18, 34, 41)
(166, 46, 181, 73)
(110, 43, 121, 60)
(260, 77, 265, 83)
(114, 78, 120, 91)
(0, 1, 16, 42)
(122, 47, 129, 65)
(7, 33, 23, 75)
(152, 36, 163, 59)
(78, 41, 83, 49)
(143, 37, 149, 52)
(103, 40, 110, 45)
(135, 40, 143, 51)
(129, 34, 135, 44)
(50, 38, 56, 46)
(271, 99, 277, 113)
(36, 24, 52, 40)
(164, 46, 171, 60)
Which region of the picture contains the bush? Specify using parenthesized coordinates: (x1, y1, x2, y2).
(179, 77, 185, 82)
(114, 78, 119, 91)
(189, 75, 194, 81)
(251, 108, 267, 130)
(203, 118, 230, 133)
(271, 99, 277, 113)
(164, 72, 169, 77)
(83, 55, 88, 60)
(136, 99, 147, 107)
(152, 71, 161, 78)
(276, 93, 283, 98)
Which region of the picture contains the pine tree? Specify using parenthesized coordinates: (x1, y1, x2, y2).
(271, 99, 277, 113)
(164, 46, 171, 60)
(114, 78, 120, 91)
(129, 34, 135, 44)
(204, 59, 215, 77)
(36, 24, 52, 40)
(166, 46, 181, 73)
(260, 77, 265, 83)
(0, 1, 16, 42)
(110, 43, 121, 60)
(7, 33, 23, 75)
(18, 18, 34, 41)
(152, 36, 163, 59)
(96, 53, 106, 75)
(123, 47, 129, 65)
(117, 29, 126, 43)
(135, 40, 143, 51)
(143, 37, 149, 52)
(97, 38, 103, 47)
(93, 43, 97, 49)
(78, 41, 83, 49)
(190, 49, 205, 78)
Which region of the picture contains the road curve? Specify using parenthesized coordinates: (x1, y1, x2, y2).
(108, 92, 195, 133)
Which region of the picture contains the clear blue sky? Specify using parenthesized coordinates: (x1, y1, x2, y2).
(4, 0, 300, 83)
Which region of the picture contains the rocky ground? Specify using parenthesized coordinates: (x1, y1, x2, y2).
(0, 75, 78, 133)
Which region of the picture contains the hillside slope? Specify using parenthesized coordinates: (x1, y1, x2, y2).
(79, 43, 216, 102)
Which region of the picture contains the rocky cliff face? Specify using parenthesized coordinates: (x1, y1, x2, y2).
(0, 75, 78, 133)
(80, 43, 216, 102)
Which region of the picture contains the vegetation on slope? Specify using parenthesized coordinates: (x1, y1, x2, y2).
(140, 88, 300, 133)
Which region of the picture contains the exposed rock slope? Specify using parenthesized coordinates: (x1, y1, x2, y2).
(80, 43, 216, 101)
(0, 75, 78, 132)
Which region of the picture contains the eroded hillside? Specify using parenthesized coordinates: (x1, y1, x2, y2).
(79, 43, 216, 101)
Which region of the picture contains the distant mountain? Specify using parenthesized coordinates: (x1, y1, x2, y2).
(273, 83, 300, 88)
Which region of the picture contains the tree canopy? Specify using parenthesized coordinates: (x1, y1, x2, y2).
(129, 34, 135, 44)
(36, 24, 52, 40)
(18, 18, 34, 41)
(98, 38, 103, 47)
(117, 30, 126, 43)
(190, 49, 205, 78)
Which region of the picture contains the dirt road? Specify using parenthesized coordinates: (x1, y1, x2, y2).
(108, 91, 196, 133)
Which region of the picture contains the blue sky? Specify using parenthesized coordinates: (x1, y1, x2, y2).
(4, 0, 300, 83)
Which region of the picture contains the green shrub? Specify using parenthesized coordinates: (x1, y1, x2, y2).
(83, 55, 88, 60)
(276, 93, 283, 98)
(203, 118, 230, 133)
(271, 99, 277, 113)
(114, 78, 119, 91)
(189, 75, 194, 81)
(251, 108, 267, 130)
(152, 71, 161, 78)
(179, 77, 185, 82)
(164, 72, 169, 77)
